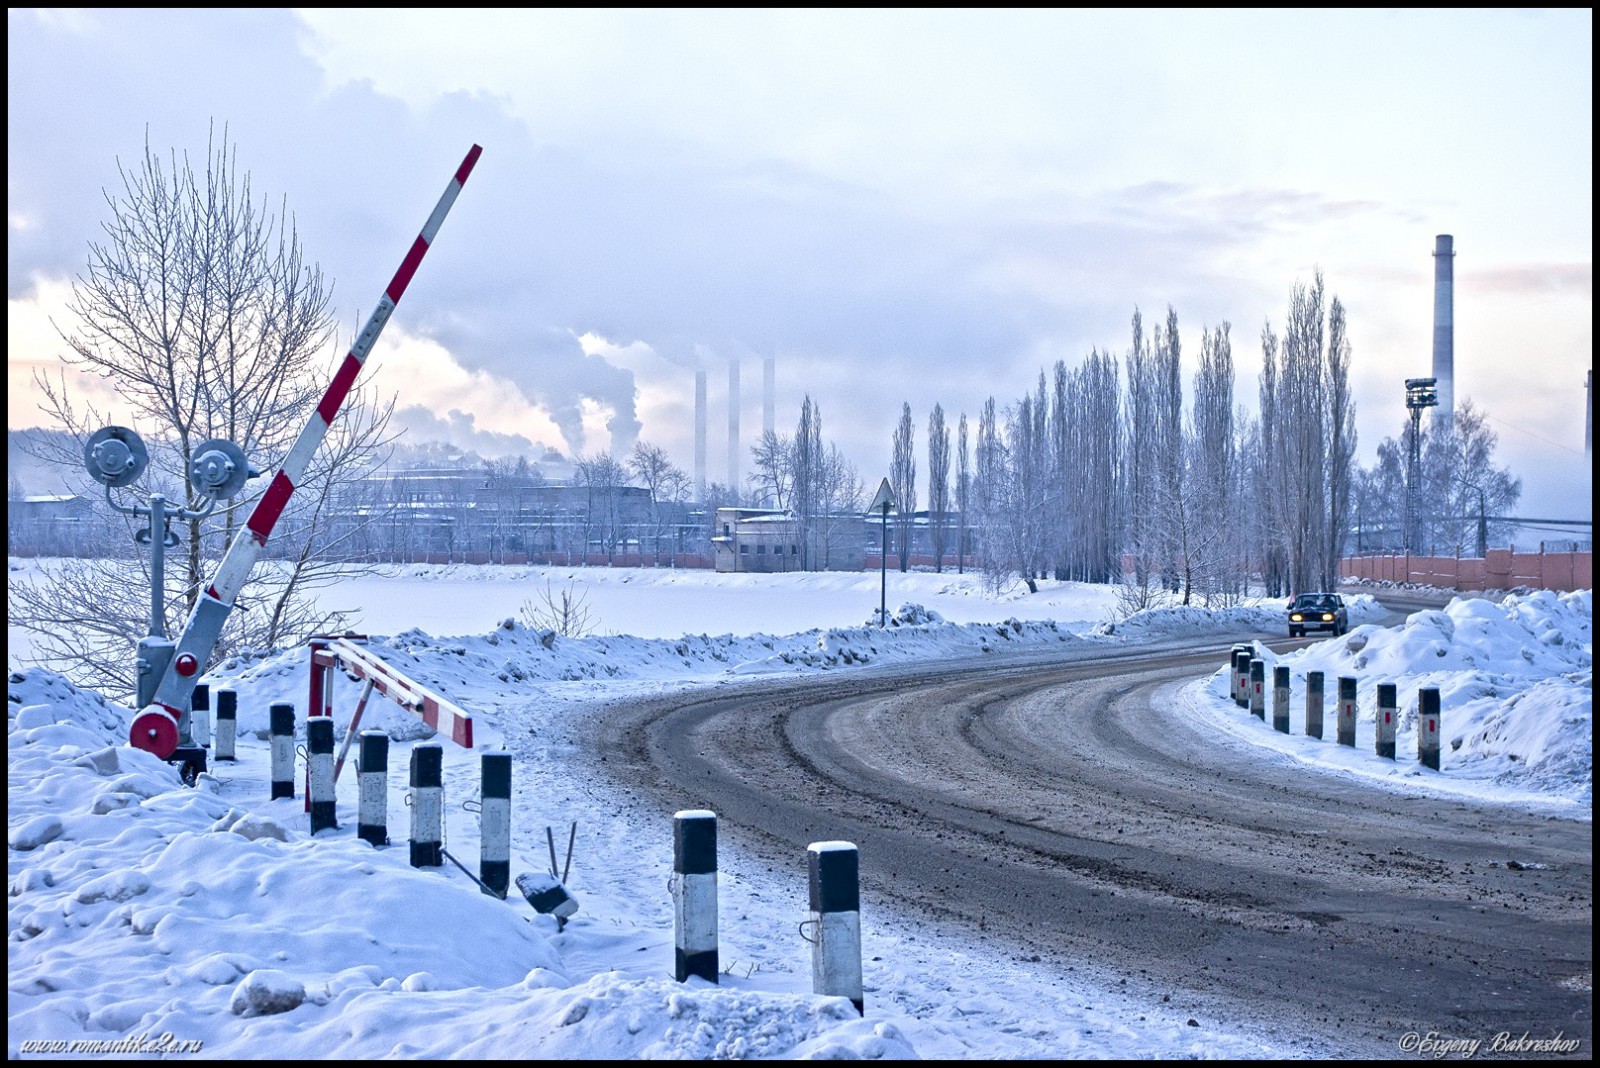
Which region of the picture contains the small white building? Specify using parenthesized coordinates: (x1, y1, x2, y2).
(711, 508, 802, 573)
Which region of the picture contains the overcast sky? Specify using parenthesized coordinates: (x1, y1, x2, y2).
(7, 9, 1592, 519)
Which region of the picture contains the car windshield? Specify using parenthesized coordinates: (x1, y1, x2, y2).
(1294, 595, 1334, 609)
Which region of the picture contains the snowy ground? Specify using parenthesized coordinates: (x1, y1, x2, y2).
(7, 562, 1592, 1059)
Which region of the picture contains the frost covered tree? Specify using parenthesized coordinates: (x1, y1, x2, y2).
(890, 402, 917, 572)
(10, 127, 391, 697)
(926, 404, 951, 572)
(955, 413, 971, 573)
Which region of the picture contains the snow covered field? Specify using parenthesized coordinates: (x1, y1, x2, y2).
(7, 562, 1592, 1059)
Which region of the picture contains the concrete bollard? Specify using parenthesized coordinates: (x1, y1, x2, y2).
(1336, 676, 1358, 748)
(673, 810, 719, 983)
(1272, 665, 1291, 734)
(1249, 659, 1266, 720)
(214, 688, 237, 762)
(1376, 683, 1397, 760)
(357, 730, 389, 846)
(1230, 645, 1251, 706)
(1305, 671, 1325, 740)
(409, 743, 443, 868)
(269, 702, 295, 800)
(807, 841, 864, 1015)
(191, 682, 211, 748)
(1418, 687, 1442, 771)
(480, 752, 512, 897)
(308, 716, 337, 833)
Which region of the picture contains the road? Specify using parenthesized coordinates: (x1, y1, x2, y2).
(591, 591, 1592, 1057)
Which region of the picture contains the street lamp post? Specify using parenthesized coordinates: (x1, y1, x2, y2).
(1404, 377, 1438, 553)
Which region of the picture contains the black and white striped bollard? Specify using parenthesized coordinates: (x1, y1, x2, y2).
(308, 716, 337, 833)
(269, 702, 295, 800)
(673, 810, 719, 983)
(1305, 671, 1325, 740)
(1248, 659, 1265, 720)
(191, 682, 211, 748)
(214, 688, 237, 762)
(1336, 676, 1358, 748)
(1418, 687, 1441, 771)
(357, 730, 389, 846)
(480, 752, 512, 897)
(1375, 683, 1397, 760)
(807, 841, 863, 1015)
(1272, 664, 1291, 734)
(1230, 645, 1251, 706)
(410, 742, 443, 867)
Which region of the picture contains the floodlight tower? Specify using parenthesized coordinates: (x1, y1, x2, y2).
(83, 428, 258, 778)
(1404, 377, 1438, 553)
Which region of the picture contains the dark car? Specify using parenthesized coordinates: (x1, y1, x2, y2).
(1288, 592, 1348, 638)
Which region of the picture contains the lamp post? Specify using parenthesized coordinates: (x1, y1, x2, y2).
(1404, 377, 1438, 553)
(869, 478, 896, 626)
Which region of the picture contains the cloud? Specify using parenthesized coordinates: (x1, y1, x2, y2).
(1464, 263, 1592, 299)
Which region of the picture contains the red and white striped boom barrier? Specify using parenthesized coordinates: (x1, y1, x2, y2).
(311, 635, 475, 753)
(131, 145, 482, 757)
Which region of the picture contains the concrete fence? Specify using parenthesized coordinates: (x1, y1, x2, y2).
(1341, 550, 1591, 592)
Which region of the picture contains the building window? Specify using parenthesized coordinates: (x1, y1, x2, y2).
(740, 544, 749, 554)
(774, 545, 783, 555)
(757, 544, 766, 555)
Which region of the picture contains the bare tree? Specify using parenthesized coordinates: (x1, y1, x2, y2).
(10, 126, 393, 697)
(890, 402, 917, 572)
(747, 428, 793, 509)
(629, 440, 689, 564)
(926, 403, 951, 572)
(955, 413, 971, 574)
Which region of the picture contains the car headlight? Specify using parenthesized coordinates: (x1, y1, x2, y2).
(1290, 613, 1303, 622)
(1321, 613, 1334, 622)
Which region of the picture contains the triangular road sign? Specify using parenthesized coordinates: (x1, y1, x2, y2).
(868, 477, 896, 513)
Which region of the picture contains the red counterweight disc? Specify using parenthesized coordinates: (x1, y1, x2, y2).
(130, 708, 179, 759)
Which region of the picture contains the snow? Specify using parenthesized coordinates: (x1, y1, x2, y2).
(7, 562, 1592, 1059)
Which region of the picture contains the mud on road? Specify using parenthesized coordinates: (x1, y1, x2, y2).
(591, 633, 1592, 1057)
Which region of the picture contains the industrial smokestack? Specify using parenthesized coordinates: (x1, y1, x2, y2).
(763, 355, 775, 437)
(694, 370, 707, 501)
(1433, 234, 1455, 434)
(727, 358, 740, 492)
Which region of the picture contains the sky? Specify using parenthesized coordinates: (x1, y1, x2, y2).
(7, 9, 1593, 520)
(7, 564, 1591, 1058)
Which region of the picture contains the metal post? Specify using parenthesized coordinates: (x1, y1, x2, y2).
(1249, 659, 1265, 720)
(1336, 676, 1358, 748)
(269, 702, 295, 800)
(880, 504, 889, 626)
(480, 752, 512, 897)
(357, 731, 389, 846)
(409, 743, 443, 868)
(673, 810, 719, 983)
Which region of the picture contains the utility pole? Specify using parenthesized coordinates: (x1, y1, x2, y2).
(1404, 377, 1438, 554)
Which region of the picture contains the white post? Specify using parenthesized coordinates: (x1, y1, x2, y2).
(308, 716, 337, 833)
(1272, 664, 1291, 734)
(1376, 682, 1398, 760)
(480, 752, 511, 897)
(673, 810, 719, 983)
(409, 743, 443, 867)
(269, 702, 295, 801)
(1337, 676, 1358, 748)
(807, 841, 863, 1015)
(357, 730, 388, 846)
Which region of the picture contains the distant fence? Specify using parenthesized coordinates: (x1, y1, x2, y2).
(864, 554, 980, 571)
(1341, 550, 1592, 592)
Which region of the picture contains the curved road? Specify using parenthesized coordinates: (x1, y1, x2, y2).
(592, 593, 1591, 1056)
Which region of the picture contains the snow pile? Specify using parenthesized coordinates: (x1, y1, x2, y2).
(1197, 591, 1592, 806)
(5, 667, 919, 1060)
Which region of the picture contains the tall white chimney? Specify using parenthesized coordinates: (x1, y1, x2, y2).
(763, 355, 775, 437)
(694, 369, 707, 501)
(1433, 234, 1455, 434)
(727, 358, 740, 492)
